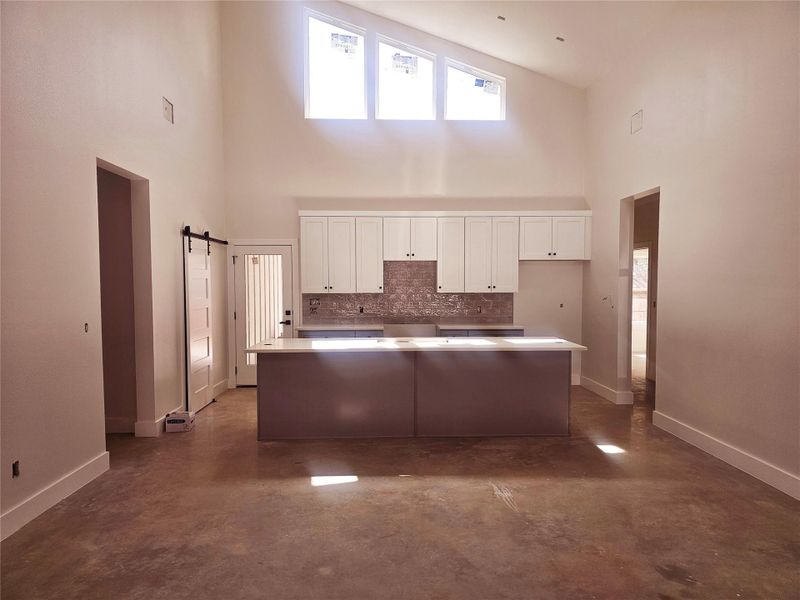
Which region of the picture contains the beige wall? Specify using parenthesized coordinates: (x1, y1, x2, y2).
(221, 0, 586, 241)
(221, 0, 588, 352)
(582, 2, 799, 486)
(1, 1, 227, 531)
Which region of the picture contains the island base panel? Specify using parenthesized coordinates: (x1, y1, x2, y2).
(257, 352, 415, 440)
(415, 351, 570, 437)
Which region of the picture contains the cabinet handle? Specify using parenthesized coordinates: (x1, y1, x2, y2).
(406, 253, 410, 257)
(488, 286, 491, 289)
(492, 285, 496, 289)
(412, 253, 415, 257)
(438, 285, 442, 289)
(379, 286, 382, 289)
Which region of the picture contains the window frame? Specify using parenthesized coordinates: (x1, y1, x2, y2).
(375, 34, 437, 121)
(304, 8, 368, 120)
(444, 58, 506, 121)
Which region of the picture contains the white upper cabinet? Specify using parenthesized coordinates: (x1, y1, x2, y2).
(519, 217, 553, 260)
(464, 217, 493, 292)
(300, 217, 329, 293)
(552, 216, 588, 260)
(383, 217, 411, 260)
(410, 218, 437, 260)
(436, 217, 465, 292)
(520, 216, 590, 260)
(383, 217, 436, 260)
(327, 217, 356, 293)
(356, 217, 384, 293)
(491, 217, 519, 292)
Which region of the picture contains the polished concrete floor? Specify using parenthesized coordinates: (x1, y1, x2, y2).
(3, 387, 798, 599)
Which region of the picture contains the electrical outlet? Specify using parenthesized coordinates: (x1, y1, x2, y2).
(12, 461, 19, 478)
(162, 97, 174, 124)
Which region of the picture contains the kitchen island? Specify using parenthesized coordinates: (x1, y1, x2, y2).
(248, 337, 586, 440)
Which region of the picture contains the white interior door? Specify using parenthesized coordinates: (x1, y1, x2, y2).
(184, 238, 213, 412)
(234, 245, 293, 386)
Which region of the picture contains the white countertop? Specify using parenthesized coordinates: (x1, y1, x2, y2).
(247, 337, 587, 354)
(435, 323, 524, 330)
(295, 324, 384, 331)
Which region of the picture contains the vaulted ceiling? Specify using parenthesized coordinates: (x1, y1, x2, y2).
(343, 1, 677, 88)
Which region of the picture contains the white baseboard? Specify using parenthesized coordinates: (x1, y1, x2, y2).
(1, 451, 110, 541)
(571, 374, 581, 386)
(212, 378, 228, 399)
(580, 376, 633, 405)
(654, 411, 800, 500)
(134, 403, 183, 437)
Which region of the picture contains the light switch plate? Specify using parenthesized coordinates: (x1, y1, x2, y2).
(631, 109, 643, 134)
(163, 97, 174, 124)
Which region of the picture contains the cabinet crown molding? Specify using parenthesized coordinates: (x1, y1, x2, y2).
(299, 210, 592, 218)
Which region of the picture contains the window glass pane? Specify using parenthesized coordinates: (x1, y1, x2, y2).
(377, 41, 435, 120)
(307, 15, 365, 119)
(445, 64, 505, 120)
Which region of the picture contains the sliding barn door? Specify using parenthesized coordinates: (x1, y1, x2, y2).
(184, 237, 213, 412)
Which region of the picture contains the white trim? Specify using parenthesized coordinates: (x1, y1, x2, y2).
(134, 403, 182, 437)
(654, 411, 800, 500)
(1, 452, 110, 541)
(580, 376, 634, 405)
(298, 210, 592, 217)
(444, 57, 506, 121)
(375, 34, 437, 121)
(212, 378, 228, 399)
(571, 374, 581, 386)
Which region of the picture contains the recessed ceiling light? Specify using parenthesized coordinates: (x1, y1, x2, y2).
(497, 15, 506, 21)
(556, 36, 565, 42)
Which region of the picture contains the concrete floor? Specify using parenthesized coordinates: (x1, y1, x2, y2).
(2, 387, 798, 599)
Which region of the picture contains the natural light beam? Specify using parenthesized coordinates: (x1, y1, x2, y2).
(310, 475, 359, 487)
(596, 444, 626, 454)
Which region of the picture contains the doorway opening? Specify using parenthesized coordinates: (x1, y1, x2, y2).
(231, 245, 295, 386)
(96, 160, 155, 436)
(631, 193, 659, 401)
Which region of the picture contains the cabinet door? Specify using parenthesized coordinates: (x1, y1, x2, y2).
(552, 217, 586, 260)
(300, 217, 328, 293)
(464, 217, 493, 292)
(410, 217, 437, 260)
(436, 217, 464, 292)
(383, 217, 411, 260)
(327, 217, 356, 293)
(356, 217, 384, 293)
(492, 217, 519, 292)
(519, 217, 553, 260)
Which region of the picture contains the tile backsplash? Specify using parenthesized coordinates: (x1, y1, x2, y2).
(302, 261, 512, 324)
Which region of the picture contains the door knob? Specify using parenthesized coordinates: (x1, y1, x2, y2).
(279, 320, 292, 325)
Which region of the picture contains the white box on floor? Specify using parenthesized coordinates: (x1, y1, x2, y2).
(165, 411, 194, 433)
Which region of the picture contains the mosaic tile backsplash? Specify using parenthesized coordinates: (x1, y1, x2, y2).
(302, 261, 513, 324)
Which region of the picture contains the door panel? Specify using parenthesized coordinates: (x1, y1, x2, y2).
(410, 217, 437, 260)
(492, 217, 519, 292)
(519, 217, 553, 260)
(300, 217, 328, 293)
(234, 245, 294, 386)
(437, 217, 464, 292)
(356, 217, 384, 293)
(327, 217, 356, 293)
(383, 217, 411, 260)
(464, 217, 492, 292)
(552, 217, 586, 259)
(184, 239, 213, 412)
